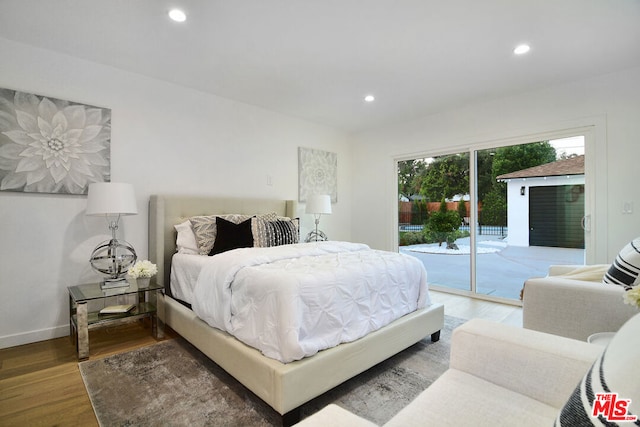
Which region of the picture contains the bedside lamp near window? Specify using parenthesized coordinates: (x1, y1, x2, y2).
(86, 182, 138, 288)
(305, 194, 332, 242)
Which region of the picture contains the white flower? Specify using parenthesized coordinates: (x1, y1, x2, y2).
(623, 286, 640, 308)
(128, 260, 158, 279)
(0, 90, 110, 194)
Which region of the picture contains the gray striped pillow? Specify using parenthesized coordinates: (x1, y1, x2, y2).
(554, 313, 639, 426)
(264, 219, 299, 247)
(603, 237, 640, 290)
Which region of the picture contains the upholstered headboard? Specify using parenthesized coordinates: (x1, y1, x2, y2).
(148, 195, 297, 294)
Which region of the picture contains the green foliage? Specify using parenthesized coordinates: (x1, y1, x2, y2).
(411, 200, 429, 225)
(480, 141, 555, 226)
(457, 200, 468, 221)
(481, 183, 507, 226)
(399, 229, 470, 246)
(425, 200, 461, 247)
(398, 141, 558, 233)
(399, 231, 428, 246)
(491, 142, 556, 179)
(475, 150, 497, 203)
(419, 154, 469, 202)
(398, 159, 427, 199)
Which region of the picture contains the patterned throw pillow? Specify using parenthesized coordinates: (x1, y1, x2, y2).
(190, 214, 251, 255)
(252, 215, 299, 247)
(264, 219, 299, 247)
(603, 237, 640, 290)
(251, 212, 280, 247)
(554, 313, 640, 426)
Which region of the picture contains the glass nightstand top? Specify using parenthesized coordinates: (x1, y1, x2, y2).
(68, 281, 162, 302)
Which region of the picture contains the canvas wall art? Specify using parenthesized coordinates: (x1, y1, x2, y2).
(298, 147, 337, 203)
(0, 88, 111, 195)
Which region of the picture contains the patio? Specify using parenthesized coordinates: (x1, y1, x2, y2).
(400, 236, 585, 300)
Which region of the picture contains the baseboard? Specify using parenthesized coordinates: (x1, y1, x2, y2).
(0, 324, 69, 349)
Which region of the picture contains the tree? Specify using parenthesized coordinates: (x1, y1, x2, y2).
(491, 142, 556, 179)
(426, 199, 461, 248)
(480, 184, 507, 226)
(419, 154, 469, 201)
(412, 200, 428, 225)
(476, 150, 496, 203)
(398, 159, 427, 199)
(457, 200, 468, 224)
(480, 141, 556, 226)
(399, 141, 557, 229)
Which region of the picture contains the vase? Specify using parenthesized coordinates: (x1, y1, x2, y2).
(137, 277, 151, 288)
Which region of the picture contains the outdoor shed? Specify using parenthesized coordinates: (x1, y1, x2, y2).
(497, 155, 585, 248)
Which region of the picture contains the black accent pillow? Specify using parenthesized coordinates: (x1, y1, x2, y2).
(209, 217, 254, 255)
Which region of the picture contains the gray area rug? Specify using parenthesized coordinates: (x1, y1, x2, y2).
(79, 315, 465, 426)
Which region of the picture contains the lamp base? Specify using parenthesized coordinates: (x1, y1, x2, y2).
(90, 237, 137, 289)
(100, 277, 130, 290)
(305, 229, 328, 242)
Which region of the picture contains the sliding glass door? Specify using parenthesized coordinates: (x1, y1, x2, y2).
(398, 136, 586, 302)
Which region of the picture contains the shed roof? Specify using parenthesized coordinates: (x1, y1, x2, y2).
(496, 155, 584, 180)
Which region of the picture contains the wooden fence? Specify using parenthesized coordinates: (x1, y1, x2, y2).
(399, 200, 475, 224)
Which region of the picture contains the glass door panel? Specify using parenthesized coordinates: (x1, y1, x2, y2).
(398, 152, 471, 293)
(474, 139, 586, 300)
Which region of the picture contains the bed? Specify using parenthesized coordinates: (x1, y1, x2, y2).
(148, 194, 444, 424)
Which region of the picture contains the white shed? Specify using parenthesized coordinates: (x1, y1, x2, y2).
(497, 155, 585, 248)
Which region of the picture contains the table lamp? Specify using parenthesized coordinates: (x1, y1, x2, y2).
(305, 194, 332, 242)
(86, 182, 138, 288)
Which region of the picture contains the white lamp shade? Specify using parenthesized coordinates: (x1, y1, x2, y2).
(86, 182, 138, 216)
(305, 194, 332, 215)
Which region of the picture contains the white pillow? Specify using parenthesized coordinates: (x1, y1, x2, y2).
(174, 220, 199, 255)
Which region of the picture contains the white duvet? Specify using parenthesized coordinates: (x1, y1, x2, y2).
(191, 241, 430, 363)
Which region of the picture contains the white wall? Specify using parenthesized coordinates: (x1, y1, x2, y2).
(351, 66, 640, 264)
(0, 37, 352, 348)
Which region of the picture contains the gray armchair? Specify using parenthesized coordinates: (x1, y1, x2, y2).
(523, 264, 638, 341)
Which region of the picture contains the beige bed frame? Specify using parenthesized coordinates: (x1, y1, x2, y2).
(148, 194, 444, 424)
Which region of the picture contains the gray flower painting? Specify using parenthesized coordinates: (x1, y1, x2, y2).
(0, 88, 111, 195)
(298, 147, 337, 203)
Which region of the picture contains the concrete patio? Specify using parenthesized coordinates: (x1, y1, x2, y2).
(400, 236, 585, 300)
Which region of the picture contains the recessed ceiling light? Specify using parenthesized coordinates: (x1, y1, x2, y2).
(514, 44, 530, 55)
(168, 8, 187, 22)
(364, 95, 375, 102)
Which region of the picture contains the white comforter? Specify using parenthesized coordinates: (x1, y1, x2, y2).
(191, 241, 430, 363)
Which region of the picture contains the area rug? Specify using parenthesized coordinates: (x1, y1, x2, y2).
(79, 315, 465, 426)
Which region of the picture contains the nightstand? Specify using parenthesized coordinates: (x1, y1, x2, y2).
(68, 281, 164, 360)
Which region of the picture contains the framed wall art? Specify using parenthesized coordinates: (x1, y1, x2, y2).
(298, 147, 337, 203)
(0, 88, 111, 195)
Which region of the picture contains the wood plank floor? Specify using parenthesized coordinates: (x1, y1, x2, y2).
(430, 290, 523, 327)
(0, 321, 177, 426)
(0, 292, 521, 426)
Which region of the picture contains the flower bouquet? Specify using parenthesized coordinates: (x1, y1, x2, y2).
(623, 286, 640, 308)
(128, 260, 158, 287)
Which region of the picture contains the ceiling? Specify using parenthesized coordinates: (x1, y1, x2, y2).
(1, 0, 640, 133)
